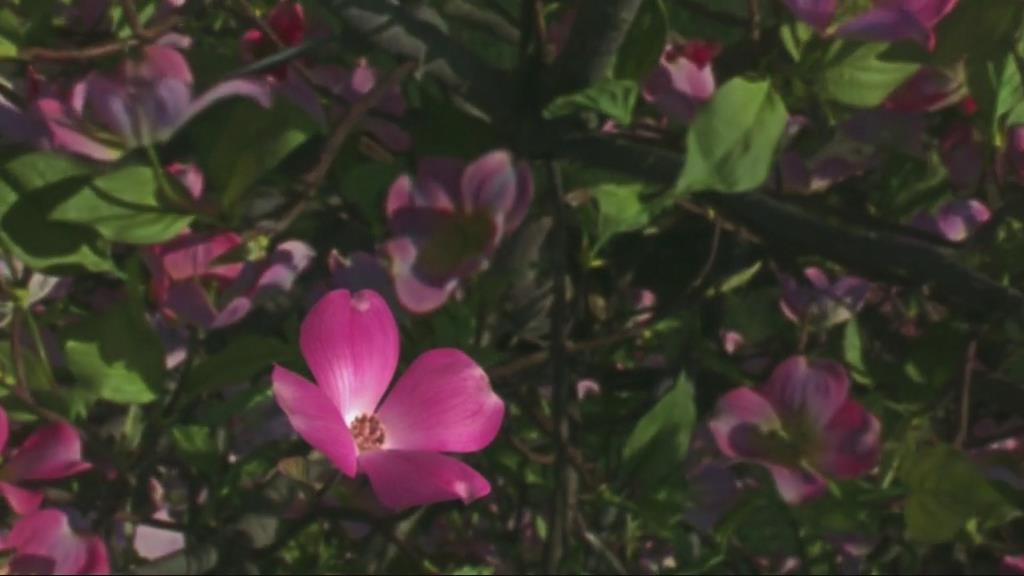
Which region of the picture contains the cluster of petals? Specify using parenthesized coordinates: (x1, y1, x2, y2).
(709, 356, 882, 505)
(144, 230, 313, 330)
(779, 267, 872, 330)
(384, 150, 533, 314)
(784, 0, 959, 50)
(0, 36, 271, 162)
(642, 41, 719, 125)
(272, 289, 504, 511)
(1, 508, 108, 574)
(0, 407, 91, 515)
(910, 198, 991, 243)
(241, 1, 410, 150)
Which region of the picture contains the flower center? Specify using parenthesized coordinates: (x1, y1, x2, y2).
(350, 413, 386, 452)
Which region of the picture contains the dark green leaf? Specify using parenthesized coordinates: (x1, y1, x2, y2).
(543, 79, 640, 125)
(622, 371, 696, 487)
(614, 0, 668, 83)
(821, 43, 920, 108)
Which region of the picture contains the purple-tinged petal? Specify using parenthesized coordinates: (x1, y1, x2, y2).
(272, 365, 358, 477)
(166, 163, 204, 201)
(708, 387, 783, 460)
(163, 283, 220, 329)
(783, 0, 836, 31)
(912, 198, 991, 242)
(133, 509, 185, 561)
(643, 43, 717, 125)
(362, 118, 412, 152)
(2, 508, 109, 575)
(156, 232, 245, 282)
(940, 121, 983, 191)
(299, 289, 399, 419)
(886, 65, 966, 113)
(762, 356, 850, 430)
(0, 405, 7, 453)
(816, 400, 881, 479)
(461, 150, 518, 220)
(33, 98, 122, 162)
(4, 422, 91, 482)
(893, 0, 958, 28)
(252, 240, 315, 298)
(329, 250, 399, 311)
(208, 295, 254, 329)
(278, 74, 326, 126)
(1002, 555, 1024, 575)
(385, 238, 456, 314)
(836, 7, 932, 48)
(180, 77, 273, 131)
(358, 450, 491, 511)
(377, 349, 504, 453)
(767, 464, 828, 505)
(0, 482, 44, 515)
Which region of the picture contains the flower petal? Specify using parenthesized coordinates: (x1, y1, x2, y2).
(2, 508, 108, 575)
(385, 238, 455, 315)
(180, 77, 273, 130)
(836, 7, 932, 48)
(4, 422, 91, 482)
(272, 365, 358, 477)
(783, 0, 836, 31)
(767, 464, 828, 505)
(0, 405, 8, 453)
(377, 349, 504, 453)
(299, 290, 399, 419)
(461, 150, 518, 219)
(816, 400, 882, 479)
(358, 450, 491, 511)
(761, 356, 850, 430)
(708, 387, 783, 460)
(0, 482, 44, 515)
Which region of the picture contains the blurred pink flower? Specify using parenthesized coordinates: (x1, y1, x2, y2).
(0, 407, 91, 515)
(144, 231, 314, 330)
(784, 0, 959, 50)
(642, 41, 719, 125)
(709, 356, 881, 505)
(779, 267, 872, 330)
(0, 508, 109, 574)
(911, 198, 991, 243)
(272, 289, 504, 511)
(885, 65, 966, 113)
(384, 150, 533, 314)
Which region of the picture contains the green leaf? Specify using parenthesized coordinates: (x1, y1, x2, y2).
(543, 79, 640, 125)
(622, 371, 696, 487)
(675, 78, 788, 194)
(843, 320, 871, 386)
(901, 444, 1018, 544)
(1, 152, 93, 191)
(614, 0, 668, 83)
(63, 302, 164, 405)
(50, 164, 193, 244)
(182, 336, 293, 401)
(172, 424, 220, 475)
(193, 99, 319, 208)
(588, 182, 651, 253)
(821, 43, 920, 108)
(931, 0, 1024, 65)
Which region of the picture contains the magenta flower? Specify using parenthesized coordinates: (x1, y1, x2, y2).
(272, 289, 505, 511)
(0, 407, 91, 515)
(143, 231, 314, 330)
(642, 41, 719, 125)
(779, 267, 872, 330)
(384, 150, 533, 314)
(1, 37, 271, 162)
(709, 356, 881, 505)
(885, 64, 966, 113)
(783, 0, 958, 50)
(0, 509, 109, 574)
(911, 198, 991, 243)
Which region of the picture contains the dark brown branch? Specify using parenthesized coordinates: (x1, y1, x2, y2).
(16, 17, 182, 62)
(547, 0, 645, 97)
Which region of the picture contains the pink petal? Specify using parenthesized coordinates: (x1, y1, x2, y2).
(4, 422, 91, 482)
(461, 150, 518, 219)
(762, 356, 850, 430)
(267, 0, 306, 46)
(385, 238, 456, 314)
(252, 240, 315, 298)
(767, 464, 828, 505)
(133, 510, 185, 561)
(166, 163, 204, 201)
(783, 0, 836, 31)
(0, 405, 8, 453)
(0, 482, 44, 515)
(181, 77, 273, 130)
(278, 74, 325, 126)
(299, 289, 399, 420)
(816, 400, 882, 479)
(2, 509, 109, 575)
(376, 349, 504, 453)
(357, 450, 491, 511)
(272, 365, 358, 477)
(836, 7, 933, 48)
(708, 387, 783, 459)
(157, 232, 244, 282)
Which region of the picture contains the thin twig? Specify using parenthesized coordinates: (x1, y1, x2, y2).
(490, 323, 649, 382)
(15, 18, 181, 61)
(686, 221, 722, 293)
(748, 0, 762, 43)
(252, 60, 417, 239)
(954, 339, 978, 449)
(576, 512, 628, 575)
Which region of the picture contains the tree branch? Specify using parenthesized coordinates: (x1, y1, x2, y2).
(547, 0, 645, 97)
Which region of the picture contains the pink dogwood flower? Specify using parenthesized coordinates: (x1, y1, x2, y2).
(779, 267, 872, 330)
(384, 150, 533, 314)
(0, 508, 109, 574)
(0, 407, 91, 515)
(144, 231, 314, 330)
(1, 37, 271, 162)
(709, 356, 881, 505)
(911, 198, 991, 243)
(642, 41, 719, 125)
(784, 0, 959, 50)
(272, 289, 505, 511)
